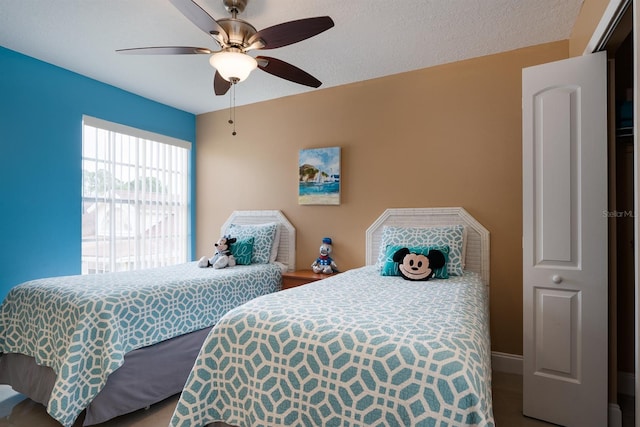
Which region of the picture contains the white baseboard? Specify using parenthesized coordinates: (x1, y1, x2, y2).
(492, 352, 637, 397)
(491, 351, 523, 375)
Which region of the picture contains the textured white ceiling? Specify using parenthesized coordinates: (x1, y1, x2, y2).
(0, 0, 584, 115)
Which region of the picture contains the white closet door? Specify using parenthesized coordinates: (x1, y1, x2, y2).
(522, 51, 608, 426)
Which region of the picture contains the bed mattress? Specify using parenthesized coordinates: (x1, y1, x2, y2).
(170, 266, 494, 426)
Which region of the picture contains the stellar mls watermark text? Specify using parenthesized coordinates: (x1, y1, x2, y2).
(603, 210, 635, 217)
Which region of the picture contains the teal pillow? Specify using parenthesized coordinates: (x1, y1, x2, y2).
(381, 244, 450, 279)
(230, 237, 254, 265)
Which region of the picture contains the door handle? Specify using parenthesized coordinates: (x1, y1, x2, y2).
(552, 275, 563, 284)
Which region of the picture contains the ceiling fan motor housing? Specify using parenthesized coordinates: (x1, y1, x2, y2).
(217, 18, 257, 49)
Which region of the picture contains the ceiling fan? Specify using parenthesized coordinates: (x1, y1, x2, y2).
(117, 0, 335, 96)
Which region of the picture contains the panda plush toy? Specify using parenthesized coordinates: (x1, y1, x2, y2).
(392, 247, 445, 281)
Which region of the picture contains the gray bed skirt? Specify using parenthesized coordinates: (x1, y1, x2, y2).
(0, 326, 212, 426)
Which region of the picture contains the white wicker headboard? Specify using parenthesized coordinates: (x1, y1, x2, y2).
(365, 207, 490, 285)
(221, 210, 296, 272)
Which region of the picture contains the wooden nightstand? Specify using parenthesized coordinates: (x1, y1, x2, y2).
(281, 270, 335, 290)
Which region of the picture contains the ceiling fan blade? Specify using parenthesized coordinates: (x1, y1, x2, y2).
(256, 56, 322, 88)
(116, 46, 213, 55)
(169, 0, 228, 45)
(248, 16, 334, 50)
(214, 71, 231, 95)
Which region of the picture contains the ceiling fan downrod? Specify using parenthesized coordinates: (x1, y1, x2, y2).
(223, 0, 247, 16)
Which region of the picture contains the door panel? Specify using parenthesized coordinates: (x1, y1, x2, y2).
(534, 86, 577, 265)
(523, 51, 608, 427)
(534, 288, 580, 380)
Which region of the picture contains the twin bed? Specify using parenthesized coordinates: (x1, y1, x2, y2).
(170, 207, 494, 426)
(0, 207, 494, 427)
(0, 210, 295, 427)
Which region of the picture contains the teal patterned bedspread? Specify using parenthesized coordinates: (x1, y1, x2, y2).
(171, 266, 494, 427)
(0, 262, 282, 427)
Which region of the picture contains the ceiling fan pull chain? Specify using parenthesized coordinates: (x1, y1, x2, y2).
(228, 82, 237, 136)
(228, 85, 233, 125)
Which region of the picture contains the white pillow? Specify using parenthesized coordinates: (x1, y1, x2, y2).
(227, 222, 279, 264)
(269, 223, 281, 263)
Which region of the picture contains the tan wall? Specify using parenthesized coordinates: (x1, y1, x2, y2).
(196, 41, 568, 355)
(569, 0, 611, 56)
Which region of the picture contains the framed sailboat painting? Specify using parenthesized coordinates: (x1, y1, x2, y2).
(298, 146, 341, 205)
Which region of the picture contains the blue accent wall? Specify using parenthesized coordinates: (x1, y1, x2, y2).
(0, 46, 196, 300)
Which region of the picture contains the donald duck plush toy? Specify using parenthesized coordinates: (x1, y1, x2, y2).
(311, 237, 338, 274)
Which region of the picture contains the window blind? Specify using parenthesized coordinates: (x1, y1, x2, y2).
(81, 116, 190, 273)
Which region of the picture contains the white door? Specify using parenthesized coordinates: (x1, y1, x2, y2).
(522, 51, 608, 426)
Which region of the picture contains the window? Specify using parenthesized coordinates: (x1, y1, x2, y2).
(82, 116, 190, 274)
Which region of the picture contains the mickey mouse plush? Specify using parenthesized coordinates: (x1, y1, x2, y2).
(392, 248, 445, 281)
(198, 235, 237, 269)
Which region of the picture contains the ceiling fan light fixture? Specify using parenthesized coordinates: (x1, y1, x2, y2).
(209, 51, 257, 82)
